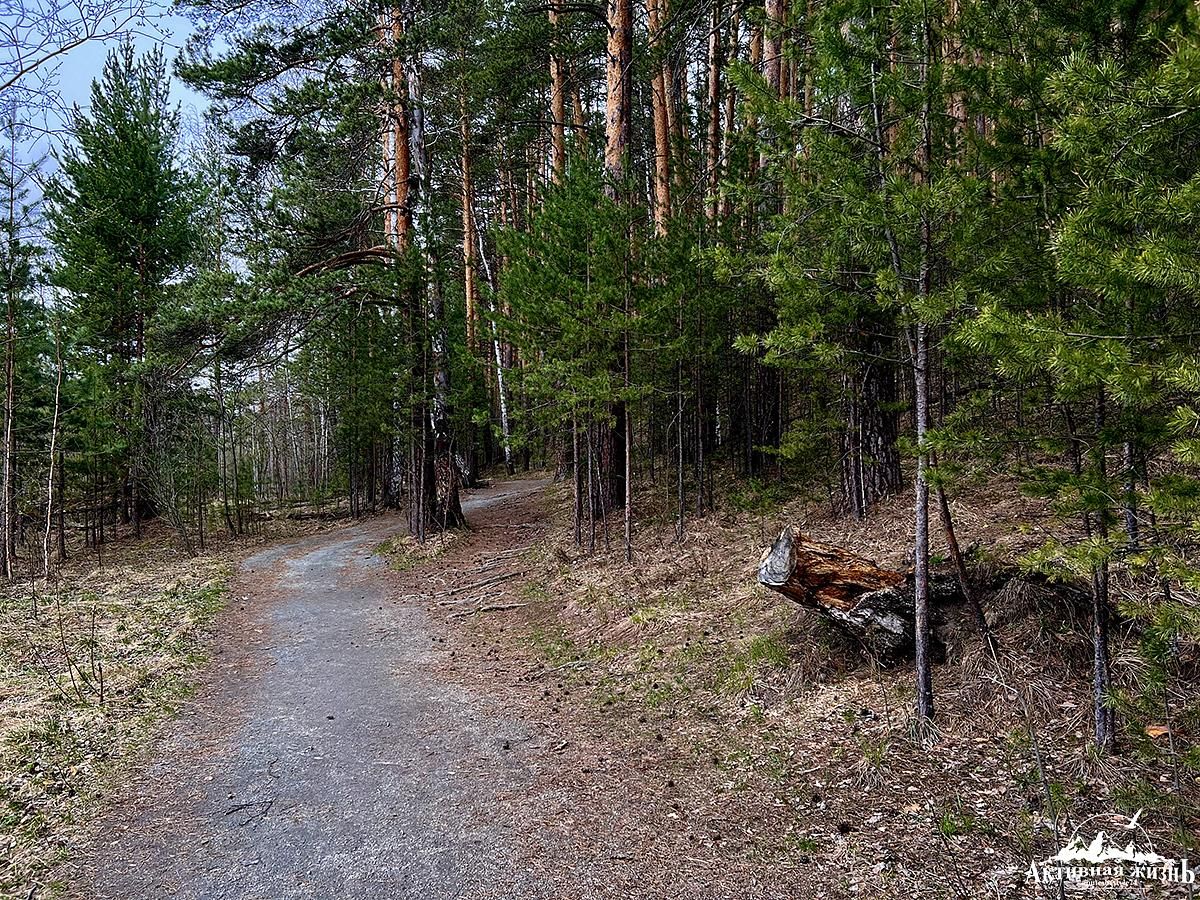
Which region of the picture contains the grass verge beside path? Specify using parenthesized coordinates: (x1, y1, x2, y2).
(0, 549, 236, 898)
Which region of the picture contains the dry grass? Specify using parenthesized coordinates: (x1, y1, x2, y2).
(464, 471, 1200, 898)
(0, 515, 343, 898)
(376, 528, 467, 571)
(2, 475, 1193, 899)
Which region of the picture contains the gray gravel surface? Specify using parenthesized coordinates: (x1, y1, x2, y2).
(74, 480, 551, 900)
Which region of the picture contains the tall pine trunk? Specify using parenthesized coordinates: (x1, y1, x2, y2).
(603, 0, 632, 513)
(912, 3, 936, 732)
(460, 73, 478, 349)
(390, 5, 412, 252)
(410, 43, 463, 532)
(704, 0, 722, 223)
(549, 0, 568, 184)
(763, 0, 783, 95)
(720, 11, 739, 222)
(603, 0, 632, 194)
(647, 0, 670, 234)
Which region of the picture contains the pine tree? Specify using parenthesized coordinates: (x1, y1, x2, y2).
(0, 140, 44, 579)
(958, 0, 1198, 754)
(48, 41, 196, 541)
(726, 0, 999, 729)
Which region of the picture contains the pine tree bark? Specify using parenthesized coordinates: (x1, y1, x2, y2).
(705, 0, 722, 223)
(409, 40, 463, 534)
(763, 0, 783, 96)
(744, 23, 762, 219)
(549, 0, 568, 183)
(945, 0, 967, 148)
(391, 5, 412, 252)
(379, 14, 397, 246)
(647, 0, 670, 234)
(603, 0, 632, 194)
(603, 0, 632, 511)
(720, 10, 739, 223)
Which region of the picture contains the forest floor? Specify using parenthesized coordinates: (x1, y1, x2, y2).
(3, 474, 1194, 899)
(434, 473, 1196, 899)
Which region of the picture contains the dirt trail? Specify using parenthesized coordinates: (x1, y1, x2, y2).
(72, 479, 553, 900)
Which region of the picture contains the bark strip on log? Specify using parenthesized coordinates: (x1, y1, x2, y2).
(758, 527, 958, 661)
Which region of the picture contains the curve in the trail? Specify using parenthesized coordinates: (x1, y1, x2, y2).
(76, 479, 550, 900)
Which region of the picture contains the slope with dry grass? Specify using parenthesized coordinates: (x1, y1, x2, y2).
(445, 473, 1198, 898)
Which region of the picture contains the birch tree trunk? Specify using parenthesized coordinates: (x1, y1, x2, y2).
(460, 74, 478, 349)
(476, 225, 514, 475)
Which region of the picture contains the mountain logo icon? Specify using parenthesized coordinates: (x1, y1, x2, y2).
(1028, 809, 1196, 888)
(1049, 809, 1168, 865)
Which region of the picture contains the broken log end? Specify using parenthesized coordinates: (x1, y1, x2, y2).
(756, 527, 946, 661)
(758, 526, 797, 588)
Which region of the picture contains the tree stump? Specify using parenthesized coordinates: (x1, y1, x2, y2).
(757, 527, 958, 661)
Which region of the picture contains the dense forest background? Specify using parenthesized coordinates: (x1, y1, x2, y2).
(3, 0, 1200, 765)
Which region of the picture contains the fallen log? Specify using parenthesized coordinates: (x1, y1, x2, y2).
(757, 527, 959, 661)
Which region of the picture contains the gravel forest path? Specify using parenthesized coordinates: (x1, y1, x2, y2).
(73, 478, 553, 900)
